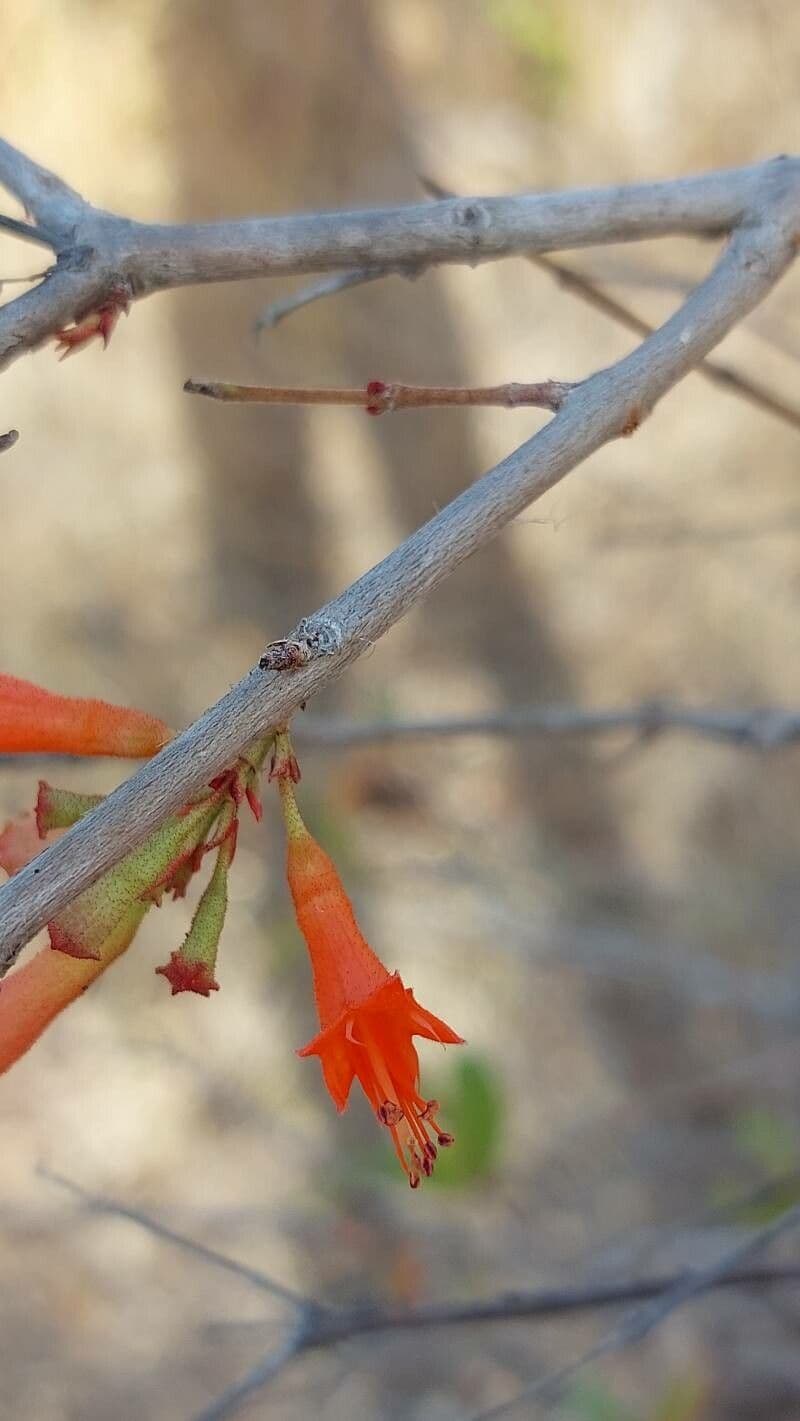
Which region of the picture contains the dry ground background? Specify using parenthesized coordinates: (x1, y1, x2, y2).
(2, 2, 800, 1418)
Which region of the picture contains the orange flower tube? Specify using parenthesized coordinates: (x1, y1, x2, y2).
(0, 815, 147, 1073)
(0, 905, 146, 1074)
(279, 776, 463, 1188)
(0, 674, 172, 757)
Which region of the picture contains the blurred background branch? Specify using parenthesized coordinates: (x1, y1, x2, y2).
(39, 1168, 800, 1421)
(296, 703, 800, 749)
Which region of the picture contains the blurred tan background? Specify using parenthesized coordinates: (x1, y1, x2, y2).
(2, 2, 800, 1418)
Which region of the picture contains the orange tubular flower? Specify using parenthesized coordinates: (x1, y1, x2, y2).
(0, 674, 172, 757)
(279, 776, 463, 1189)
(0, 814, 147, 1073)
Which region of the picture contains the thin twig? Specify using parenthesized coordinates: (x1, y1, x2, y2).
(255, 264, 382, 330)
(251, 240, 800, 434)
(420, 174, 800, 437)
(192, 1321, 313, 1421)
(40, 1167, 800, 1421)
(0, 212, 59, 249)
(602, 507, 800, 547)
(263, 176, 800, 437)
(1, 173, 798, 970)
(295, 703, 800, 750)
(535, 252, 800, 432)
(255, 267, 389, 333)
(184, 377, 571, 415)
(471, 1201, 800, 1421)
(38, 1167, 800, 1336)
(39, 1166, 309, 1310)
(0, 138, 85, 243)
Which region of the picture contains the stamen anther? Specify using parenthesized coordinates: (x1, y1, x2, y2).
(377, 1100, 404, 1127)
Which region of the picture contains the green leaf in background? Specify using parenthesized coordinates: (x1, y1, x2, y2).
(711, 1107, 800, 1224)
(734, 1107, 798, 1176)
(565, 1373, 705, 1421)
(651, 1375, 706, 1421)
(485, 0, 571, 108)
(354, 1051, 504, 1191)
(427, 1053, 504, 1189)
(565, 1379, 637, 1421)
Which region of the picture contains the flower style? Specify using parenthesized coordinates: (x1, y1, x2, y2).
(277, 766, 463, 1188)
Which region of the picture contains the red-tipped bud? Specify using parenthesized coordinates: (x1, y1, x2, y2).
(155, 953, 220, 998)
(155, 814, 235, 996)
(245, 783, 263, 822)
(53, 289, 130, 358)
(365, 379, 389, 415)
(268, 738, 301, 784)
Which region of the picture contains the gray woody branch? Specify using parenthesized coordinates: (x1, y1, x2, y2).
(0, 141, 798, 970)
(0, 136, 795, 370)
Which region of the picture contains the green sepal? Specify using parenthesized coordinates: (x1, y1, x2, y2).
(155, 826, 234, 996)
(36, 782, 104, 834)
(49, 795, 222, 959)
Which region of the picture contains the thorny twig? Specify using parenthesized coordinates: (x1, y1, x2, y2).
(0, 143, 799, 968)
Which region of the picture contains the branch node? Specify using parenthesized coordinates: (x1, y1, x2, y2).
(620, 404, 645, 437)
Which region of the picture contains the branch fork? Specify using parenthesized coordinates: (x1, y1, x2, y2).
(0, 139, 798, 966)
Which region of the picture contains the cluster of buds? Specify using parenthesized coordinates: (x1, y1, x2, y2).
(0, 679, 462, 1187)
(53, 287, 131, 359)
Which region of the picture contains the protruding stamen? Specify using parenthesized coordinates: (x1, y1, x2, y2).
(423, 1141, 438, 1162)
(421, 1153, 435, 1177)
(419, 1098, 440, 1120)
(408, 1172, 421, 1190)
(437, 1131, 455, 1148)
